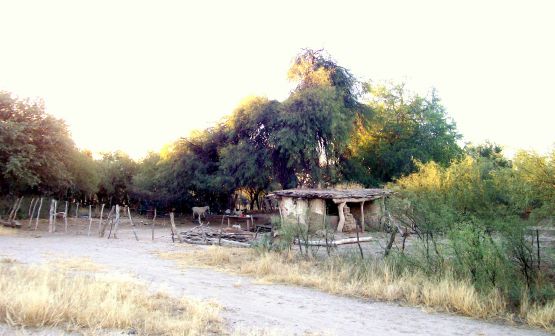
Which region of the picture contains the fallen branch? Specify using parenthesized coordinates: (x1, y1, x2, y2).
(179, 225, 253, 246)
(1, 219, 22, 228)
(294, 236, 373, 247)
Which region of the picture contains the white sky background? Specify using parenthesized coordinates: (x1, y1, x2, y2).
(1, 0, 553, 159)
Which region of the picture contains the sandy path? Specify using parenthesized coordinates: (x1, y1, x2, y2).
(0, 229, 550, 336)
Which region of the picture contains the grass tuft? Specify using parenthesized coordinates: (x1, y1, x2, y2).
(526, 301, 555, 332)
(0, 261, 222, 335)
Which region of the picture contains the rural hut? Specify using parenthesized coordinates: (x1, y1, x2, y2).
(272, 188, 392, 232)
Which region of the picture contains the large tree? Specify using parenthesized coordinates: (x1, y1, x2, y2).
(0, 91, 96, 196)
(344, 83, 462, 184)
(96, 151, 137, 205)
(273, 49, 371, 187)
(219, 97, 279, 208)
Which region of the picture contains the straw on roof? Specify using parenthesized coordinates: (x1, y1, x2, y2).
(272, 188, 391, 200)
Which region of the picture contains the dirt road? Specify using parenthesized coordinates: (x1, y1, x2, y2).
(0, 227, 549, 336)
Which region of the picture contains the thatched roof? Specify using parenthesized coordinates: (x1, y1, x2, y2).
(272, 188, 391, 201)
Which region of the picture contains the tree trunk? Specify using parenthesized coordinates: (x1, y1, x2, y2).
(384, 226, 399, 257)
(336, 202, 346, 232)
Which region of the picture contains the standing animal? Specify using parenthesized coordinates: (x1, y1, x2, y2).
(192, 206, 210, 222)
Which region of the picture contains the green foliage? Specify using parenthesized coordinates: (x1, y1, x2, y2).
(140, 49, 376, 209)
(132, 152, 163, 193)
(67, 150, 100, 198)
(512, 149, 555, 221)
(465, 141, 511, 168)
(448, 222, 510, 291)
(96, 151, 137, 205)
(346, 83, 462, 184)
(0, 91, 96, 197)
(219, 97, 278, 205)
(389, 148, 555, 307)
(275, 87, 352, 186)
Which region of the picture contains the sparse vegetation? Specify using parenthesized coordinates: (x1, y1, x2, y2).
(162, 246, 554, 332)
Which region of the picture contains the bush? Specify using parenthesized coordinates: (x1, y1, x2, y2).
(389, 153, 555, 309)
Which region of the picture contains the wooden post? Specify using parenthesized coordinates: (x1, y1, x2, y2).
(11, 197, 23, 223)
(355, 212, 364, 259)
(75, 202, 80, 222)
(219, 215, 225, 245)
(48, 199, 54, 233)
(170, 215, 175, 242)
(360, 201, 365, 233)
(7, 197, 21, 223)
(28, 197, 39, 228)
(28, 198, 36, 219)
(64, 201, 69, 232)
(100, 205, 114, 238)
(87, 205, 93, 236)
(151, 208, 157, 241)
(34, 197, 43, 230)
(127, 206, 139, 241)
(6, 198, 16, 222)
(337, 202, 346, 232)
(97, 204, 105, 235)
(53, 200, 58, 232)
(112, 205, 121, 239)
(170, 212, 183, 243)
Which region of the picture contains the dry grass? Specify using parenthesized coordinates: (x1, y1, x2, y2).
(162, 246, 554, 331)
(47, 256, 106, 273)
(0, 260, 222, 335)
(0, 226, 17, 236)
(526, 301, 555, 332)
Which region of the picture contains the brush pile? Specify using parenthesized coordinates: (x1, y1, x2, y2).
(179, 225, 254, 247)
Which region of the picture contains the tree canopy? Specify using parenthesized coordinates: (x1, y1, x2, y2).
(1, 49, 467, 211)
(0, 92, 97, 197)
(344, 83, 462, 185)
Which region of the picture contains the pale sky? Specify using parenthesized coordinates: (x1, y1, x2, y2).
(1, 0, 553, 159)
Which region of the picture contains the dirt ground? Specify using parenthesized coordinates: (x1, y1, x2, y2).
(0, 218, 550, 336)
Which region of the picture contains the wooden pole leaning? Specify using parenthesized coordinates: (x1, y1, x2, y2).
(100, 205, 114, 238)
(127, 206, 139, 241)
(34, 197, 43, 231)
(97, 204, 105, 236)
(28, 197, 39, 228)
